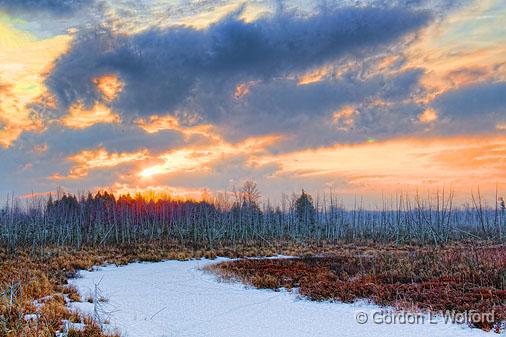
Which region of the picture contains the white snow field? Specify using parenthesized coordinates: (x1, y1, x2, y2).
(68, 258, 493, 337)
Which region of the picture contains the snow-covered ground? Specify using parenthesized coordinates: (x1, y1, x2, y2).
(68, 258, 493, 337)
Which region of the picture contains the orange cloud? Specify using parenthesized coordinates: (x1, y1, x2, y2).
(52, 133, 276, 182)
(51, 147, 149, 180)
(298, 65, 333, 85)
(139, 134, 281, 178)
(0, 104, 44, 148)
(234, 82, 252, 98)
(373, 54, 402, 74)
(0, 81, 43, 147)
(92, 74, 123, 101)
(253, 135, 506, 194)
(404, 0, 506, 102)
(135, 115, 216, 140)
(332, 105, 355, 130)
(0, 15, 72, 147)
(418, 108, 438, 123)
(61, 102, 120, 129)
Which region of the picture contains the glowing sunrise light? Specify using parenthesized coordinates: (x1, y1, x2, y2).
(137, 135, 281, 179)
(139, 166, 165, 178)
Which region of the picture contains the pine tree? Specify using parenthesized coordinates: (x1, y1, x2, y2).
(295, 189, 316, 229)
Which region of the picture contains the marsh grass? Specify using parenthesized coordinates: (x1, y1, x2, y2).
(210, 244, 506, 332)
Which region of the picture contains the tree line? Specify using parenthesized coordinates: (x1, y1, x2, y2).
(1, 182, 505, 253)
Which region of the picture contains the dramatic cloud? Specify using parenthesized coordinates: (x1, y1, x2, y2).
(41, 131, 281, 199)
(435, 82, 506, 117)
(138, 134, 280, 178)
(0, 80, 44, 147)
(61, 102, 121, 129)
(47, 6, 431, 120)
(0, 15, 71, 147)
(51, 146, 149, 179)
(2, 0, 505, 203)
(431, 81, 506, 133)
(210, 68, 425, 148)
(135, 115, 215, 140)
(404, 0, 506, 101)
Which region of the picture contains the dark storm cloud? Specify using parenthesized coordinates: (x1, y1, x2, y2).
(432, 81, 506, 133)
(47, 5, 431, 119)
(434, 81, 506, 117)
(203, 66, 424, 149)
(379, 69, 424, 101)
(0, 0, 92, 15)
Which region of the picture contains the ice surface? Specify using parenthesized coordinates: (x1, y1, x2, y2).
(69, 258, 493, 337)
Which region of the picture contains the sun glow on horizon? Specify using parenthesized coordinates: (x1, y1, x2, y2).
(139, 166, 166, 178)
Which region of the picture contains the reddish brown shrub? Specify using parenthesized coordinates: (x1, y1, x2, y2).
(210, 244, 506, 332)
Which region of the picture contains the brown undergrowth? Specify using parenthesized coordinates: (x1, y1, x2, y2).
(2, 241, 505, 336)
(209, 244, 506, 333)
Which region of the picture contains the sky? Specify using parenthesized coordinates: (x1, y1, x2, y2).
(0, 0, 505, 205)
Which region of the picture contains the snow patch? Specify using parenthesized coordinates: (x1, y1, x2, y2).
(68, 258, 493, 337)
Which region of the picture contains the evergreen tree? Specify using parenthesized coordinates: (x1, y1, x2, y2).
(295, 189, 316, 227)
